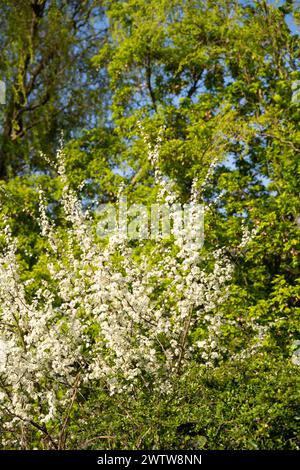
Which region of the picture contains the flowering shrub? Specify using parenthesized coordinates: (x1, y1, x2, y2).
(0, 141, 263, 449)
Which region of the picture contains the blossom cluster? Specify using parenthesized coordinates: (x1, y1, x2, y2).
(0, 139, 257, 448)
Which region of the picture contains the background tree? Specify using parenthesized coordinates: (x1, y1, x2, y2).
(93, 0, 300, 345)
(0, 0, 109, 180)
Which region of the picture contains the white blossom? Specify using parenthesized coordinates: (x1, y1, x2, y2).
(0, 139, 260, 449)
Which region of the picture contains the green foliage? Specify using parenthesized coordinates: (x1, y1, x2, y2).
(70, 356, 300, 450)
